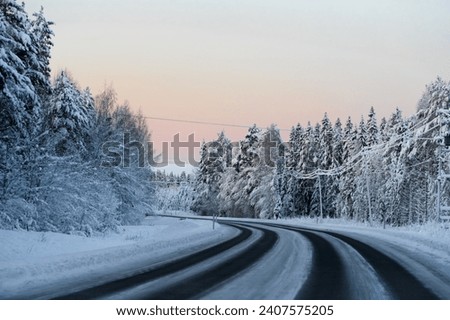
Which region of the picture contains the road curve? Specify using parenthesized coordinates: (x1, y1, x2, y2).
(262, 222, 440, 300)
(51, 217, 447, 300)
(293, 230, 349, 299)
(54, 223, 254, 299)
(317, 228, 439, 299)
(141, 224, 278, 299)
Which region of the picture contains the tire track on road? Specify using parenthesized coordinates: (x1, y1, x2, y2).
(294, 230, 349, 299)
(265, 223, 438, 299)
(322, 230, 439, 299)
(54, 224, 252, 300)
(143, 223, 279, 299)
(261, 223, 349, 299)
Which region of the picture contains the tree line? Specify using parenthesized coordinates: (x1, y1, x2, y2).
(193, 78, 450, 226)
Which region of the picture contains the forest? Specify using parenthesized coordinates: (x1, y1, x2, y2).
(192, 82, 450, 226)
(0, 1, 153, 235)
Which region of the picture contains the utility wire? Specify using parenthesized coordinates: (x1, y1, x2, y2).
(142, 116, 291, 132)
(139, 112, 439, 180)
(288, 117, 441, 180)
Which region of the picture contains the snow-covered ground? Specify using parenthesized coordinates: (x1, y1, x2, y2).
(0, 216, 235, 299)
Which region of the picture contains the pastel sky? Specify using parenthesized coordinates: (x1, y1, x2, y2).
(25, 0, 450, 169)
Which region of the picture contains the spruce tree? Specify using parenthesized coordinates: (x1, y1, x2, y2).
(367, 106, 379, 146)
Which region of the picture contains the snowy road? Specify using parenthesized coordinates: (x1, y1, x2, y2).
(48, 217, 449, 300)
(267, 223, 438, 299)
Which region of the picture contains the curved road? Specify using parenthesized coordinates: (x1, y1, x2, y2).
(265, 223, 439, 299)
(51, 218, 449, 300)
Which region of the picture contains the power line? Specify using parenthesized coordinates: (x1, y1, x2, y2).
(287, 117, 440, 181)
(142, 116, 291, 132)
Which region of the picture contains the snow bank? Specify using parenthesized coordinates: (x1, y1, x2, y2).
(280, 217, 450, 255)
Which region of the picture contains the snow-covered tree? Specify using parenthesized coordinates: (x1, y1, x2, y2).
(287, 123, 303, 168)
(336, 117, 356, 218)
(192, 132, 231, 216)
(47, 71, 94, 157)
(0, 0, 47, 226)
(249, 124, 283, 219)
(367, 106, 379, 146)
(329, 118, 343, 217)
(294, 122, 319, 216)
(0, 2, 157, 234)
(379, 117, 388, 142)
(0, 0, 40, 139)
(314, 114, 334, 217)
(30, 6, 53, 97)
(233, 124, 261, 172)
(273, 156, 294, 219)
(356, 116, 367, 151)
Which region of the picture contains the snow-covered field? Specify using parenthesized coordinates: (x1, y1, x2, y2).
(0, 216, 235, 299)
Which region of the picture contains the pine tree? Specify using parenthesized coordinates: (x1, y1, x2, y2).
(337, 117, 356, 219)
(295, 122, 317, 216)
(0, 0, 40, 139)
(342, 117, 355, 160)
(233, 124, 261, 172)
(273, 156, 293, 219)
(30, 6, 53, 97)
(285, 123, 304, 217)
(333, 118, 343, 167)
(47, 71, 94, 157)
(379, 117, 388, 142)
(403, 78, 450, 224)
(192, 132, 231, 216)
(248, 125, 283, 218)
(330, 118, 343, 217)
(0, 0, 47, 223)
(315, 114, 334, 217)
(389, 108, 404, 135)
(367, 106, 379, 146)
(356, 116, 367, 151)
(287, 123, 303, 168)
(319, 113, 333, 170)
